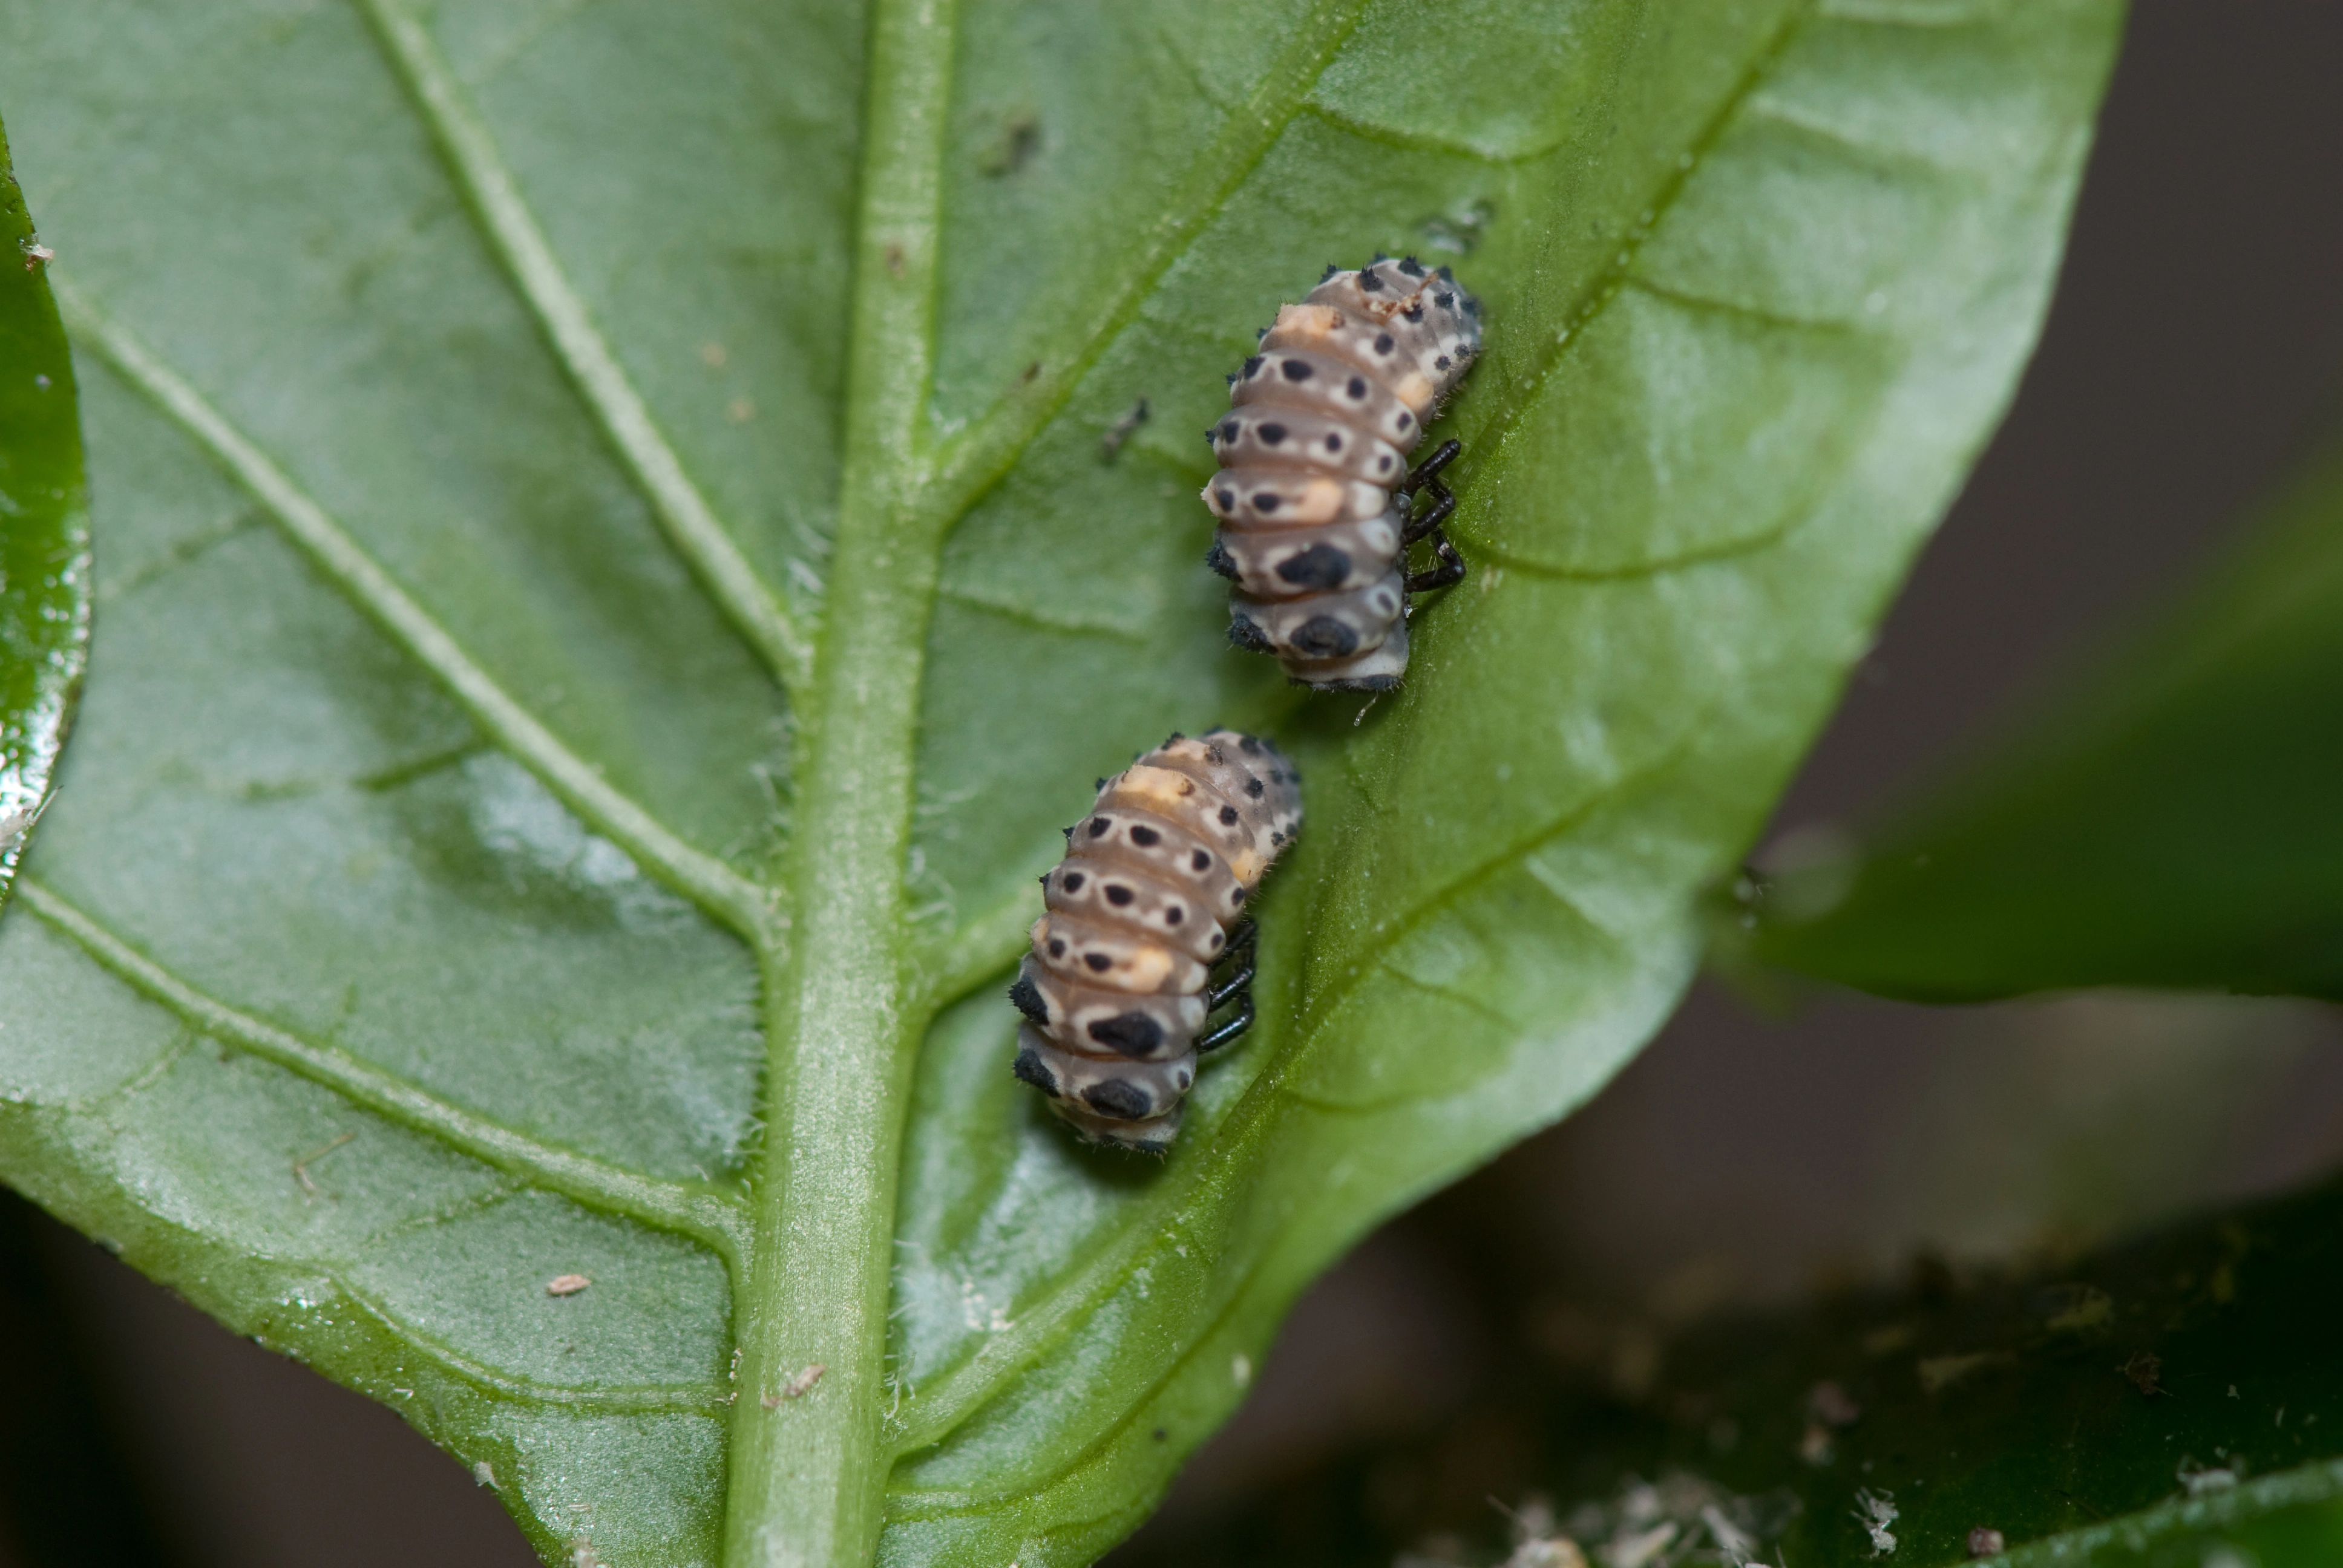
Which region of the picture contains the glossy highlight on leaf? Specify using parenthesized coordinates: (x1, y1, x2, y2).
(0, 2, 2120, 1563)
(0, 111, 90, 916)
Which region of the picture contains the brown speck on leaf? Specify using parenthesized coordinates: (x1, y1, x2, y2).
(885, 243, 905, 277)
(546, 1273, 592, 1297)
(292, 1130, 357, 1200)
(23, 242, 54, 270)
(569, 1540, 603, 1568)
(1099, 398, 1149, 460)
(726, 396, 756, 423)
(765, 1362, 827, 1406)
(700, 341, 729, 368)
(1967, 1526, 2005, 1556)
(1798, 1422, 1834, 1466)
(1021, 359, 1042, 384)
(2120, 1350, 2165, 1396)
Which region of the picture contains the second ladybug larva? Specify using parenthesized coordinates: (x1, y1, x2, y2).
(1206, 256, 1483, 690)
(1009, 730, 1301, 1153)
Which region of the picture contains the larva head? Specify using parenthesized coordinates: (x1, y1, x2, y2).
(1156, 730, 1300, 887)
(1294, 258, 1482, 416)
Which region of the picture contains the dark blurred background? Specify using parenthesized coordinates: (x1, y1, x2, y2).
(4, 4, 2341, 1563)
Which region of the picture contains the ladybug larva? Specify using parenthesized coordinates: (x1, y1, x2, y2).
(1206, 256, 1483, 690)
(1009, 730, 1302, 1153)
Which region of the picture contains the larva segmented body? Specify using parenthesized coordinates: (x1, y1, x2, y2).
(1205, 256, 1482, 690)
(1009, 730, 1302, 1153)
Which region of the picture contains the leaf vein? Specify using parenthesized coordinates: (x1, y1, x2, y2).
(357, 0, 817, 699)
(18, 877, 750, 1264)
(52, 276, 781, 949)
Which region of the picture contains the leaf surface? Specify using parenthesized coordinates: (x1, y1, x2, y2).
(0, 2, 2119, 1563)
(1745, 438, 2343, 1002)
(0, 111, 88, 913)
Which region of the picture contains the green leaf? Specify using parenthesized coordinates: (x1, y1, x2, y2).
(1742, 436, 2343, 1004)
(0, 109, 89, 916)
(1113, 1173, 2343, 1568)
(0, 2, 2119, 1563)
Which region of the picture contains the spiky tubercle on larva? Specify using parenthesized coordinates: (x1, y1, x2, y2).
(1207, 257, 1481, 690)
(1009, 730, 1301, 1151)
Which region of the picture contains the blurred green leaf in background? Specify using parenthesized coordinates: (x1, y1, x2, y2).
(0, 1, 2123, 1563)
(1744, 432, 2343, 1003)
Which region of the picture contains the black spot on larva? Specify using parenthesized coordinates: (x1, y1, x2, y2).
(1275, 543, 1353, 589)
(1403, 305, 1424, 322)
(1095, 779, 1107, 791)
(1084, 952, 1114, 973)
(1228, 616, 1271, 653)
(1215, 489, 1236, 511)
(1347, 376, 1369, 399)
(1242, 354, 1263, 377)
(1219, 420, 1238, 442)
(1462, 295, 1481, 318)
(1129, 825, 1160, 846)
(1320, 261, 1339, 281)
(1061, 825, 1073, 841)
(1219, 805, 1240, 825)
(1435, 293, 1453, 309)
(1191, 850, 1212, 871)
(1324, 433, 1342, 453)
(1282, 359, 1313, 382)
(1104, 883, 1133, 907)
(1082, 1079, 1152, 1120)
(1089, 817, 1111, 837)
(1088, 1011, 1164, 1056)
(1291, 615, 1361, 659)
(1435, 264, 1454, 281)
(1247, 777, 1267, 798)
(1229, 886, 1247, 904)
(1399, 256, 1424, 277)
(1164, 906, 1184, 926)
(1396, 411, 1413, 429)
(1239, 736, 1262, 754)
(1063, 871, 1085, 892)
(1208, 930, 1224, 950)
(1012, 1047, 1058, 1094)
(1254, 493, 1280, 514)
(1204, 538, 1240, 581)
(1258, 423, 1287, 445)
(1009, 975, 1049, 1024)
(1378, 455, 1395, 474)
(1374, 332, 1394, 355)
(1358, 270, 1383, 292)
(1435, 355, 1450, 370)
(1048, 938, 1067, 958)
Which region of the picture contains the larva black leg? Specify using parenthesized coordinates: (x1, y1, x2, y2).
(1400, 477, 1455, 545)
(1406, 531, 1466, 593)
(1207, 918, 1257, 1008)
(1402, 439, 1460, 494)
(1196, 988, 1254, 1054)
(1198, 918, 1257, 1053)
(1397, 439, 1467, 593)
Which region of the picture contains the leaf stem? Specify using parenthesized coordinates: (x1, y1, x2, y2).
(358, 0, 818, 699)
(54, 279, 782, 950)
(18, 878, 750, 1263)
(722, 0, 956, 1562)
